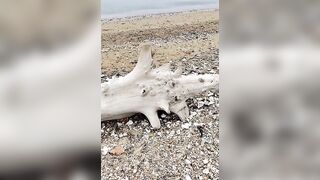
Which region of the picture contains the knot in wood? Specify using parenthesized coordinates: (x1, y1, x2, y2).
(167, 80, 176, 88)
(141, 88, 148, 96)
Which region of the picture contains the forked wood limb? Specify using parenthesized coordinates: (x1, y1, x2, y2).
(101, 44, 219, 128)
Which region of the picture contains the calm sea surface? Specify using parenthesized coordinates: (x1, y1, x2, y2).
(101, 0, 219, 19)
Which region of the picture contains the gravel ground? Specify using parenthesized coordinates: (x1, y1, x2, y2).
(101, 9, 219, 180)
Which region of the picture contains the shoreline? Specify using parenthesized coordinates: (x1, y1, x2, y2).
(101, 7, 218, 22)
(101, 9, 219, 75)
(101, 9, 219, 76)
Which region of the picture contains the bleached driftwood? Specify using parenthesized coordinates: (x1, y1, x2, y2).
(101, 44, 219, 128)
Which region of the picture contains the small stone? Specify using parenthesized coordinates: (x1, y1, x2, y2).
(141, 121, 149, 126)
(182, 123, 191, 129)
(185, 174, 192, 180)
(203, 159, 209, 164)
(194, 122, 204, 126)
(119, 133, 127, 138)
(189, 111, 197, 119)
(101, 146, 110, 156)
(204, 100, 210, 105)
(110, 146, 125, 156)
(126, 120, 133, 126)
(161, 114, 166, 118)
(185, 159, 192, 165)
(197, 97, 204, 101)
(197, 101, 205, 108)
(203, 168, 210, 174)
(169, 130, 175, 136)
(208, 96, 215, 105)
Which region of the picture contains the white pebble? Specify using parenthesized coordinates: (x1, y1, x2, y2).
(169, 130, 175, 136)
(119, 133, 127, 138)
(126, 120, 133, 126)
(203, 159, 209, 164)
(182, 123, 191, 129)
(101, 146, 110, 156)
(185, 174, 192, 180)
(197, 101, 205, 108)
(203, 168, 210, 174)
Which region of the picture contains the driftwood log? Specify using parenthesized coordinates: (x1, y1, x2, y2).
(101, 44, 219, 128)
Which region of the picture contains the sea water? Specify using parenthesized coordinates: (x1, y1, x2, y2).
(101, 0, 219, 19)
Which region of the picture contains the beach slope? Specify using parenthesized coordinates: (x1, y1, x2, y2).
(101, 9, 219, 180)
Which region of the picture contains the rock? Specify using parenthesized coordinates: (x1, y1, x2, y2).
(185, 159, 192, 165)
(197, 101, 205, 108)
(119, 133, 127, 138)
(102, 146, 110, 156)
(203, 169, 209, 174)
(182, 123, 191, 129)
(169, 130, 175, 137)
(185, 174, 192, 180)
(176, 129, 181, 135)
(203, 159, 209, 164)
(110, 146, 125, 156)
(209, 96, 215, 101)
(194, 122, 205, 126)
(126, 120, 134, 126)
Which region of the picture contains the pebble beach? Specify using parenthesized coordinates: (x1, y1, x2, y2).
(101, 9, 219, 180)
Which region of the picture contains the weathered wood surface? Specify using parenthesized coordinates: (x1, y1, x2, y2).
(101, 44, 219, 128)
